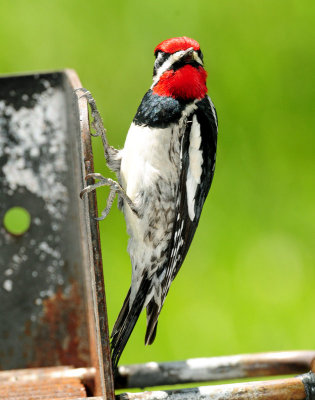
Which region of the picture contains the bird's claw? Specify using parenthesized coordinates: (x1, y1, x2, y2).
(79, 186, 89, 199)
(85, 172, 104, 181)
(80, 174, 120, 220)
(80, 173, 138, 220)
(75, 87, 92, 100)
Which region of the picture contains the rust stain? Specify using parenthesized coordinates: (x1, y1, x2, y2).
(24, 320, 31, 337)
(29, 281, 90, 368)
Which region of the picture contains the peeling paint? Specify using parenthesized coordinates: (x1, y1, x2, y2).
(0, 87, 69, 221)
(3, 279, 13, 292)
(38, 241, 61, 260)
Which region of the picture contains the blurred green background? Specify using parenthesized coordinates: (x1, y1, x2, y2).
(1, 0, 314, 367)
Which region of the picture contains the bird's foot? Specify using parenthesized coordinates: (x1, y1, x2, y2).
(80, 173, 139, 220)
(75, 88, 120, 171)
(75, 88, 106, 138)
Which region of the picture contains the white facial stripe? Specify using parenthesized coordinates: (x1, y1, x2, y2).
(151, 48, 203, 89)
(152, 50, 189, 88)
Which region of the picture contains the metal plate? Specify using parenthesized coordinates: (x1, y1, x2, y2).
(0, 71, 93, 370)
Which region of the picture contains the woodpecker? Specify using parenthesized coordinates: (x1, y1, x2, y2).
(79, 36, 218, 370)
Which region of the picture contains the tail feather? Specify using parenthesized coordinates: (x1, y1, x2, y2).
(111, 275, 150, 370)
(111, 287, 131, 337)
(145, 299, 160, 345)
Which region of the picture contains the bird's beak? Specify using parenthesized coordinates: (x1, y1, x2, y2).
(177, 47, 203, 66)
(173, 47, 193, 62)
(181, 47, 194, 59)
(184, 47, 194, 56)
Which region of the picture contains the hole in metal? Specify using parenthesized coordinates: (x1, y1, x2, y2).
(3, 207, 31, 235)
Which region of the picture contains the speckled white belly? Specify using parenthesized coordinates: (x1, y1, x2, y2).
(120, 122, 181, 302)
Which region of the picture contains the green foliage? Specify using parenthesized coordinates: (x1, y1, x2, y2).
(1, 0, 314, 366)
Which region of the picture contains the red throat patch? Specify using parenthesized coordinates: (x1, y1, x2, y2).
(153, 65, 207, 101)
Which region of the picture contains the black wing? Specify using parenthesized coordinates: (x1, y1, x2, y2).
(165, 95, 217, 284)
(145, 96, 218, 343)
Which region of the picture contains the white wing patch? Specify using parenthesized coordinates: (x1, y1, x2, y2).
(186, 115, 203, 221)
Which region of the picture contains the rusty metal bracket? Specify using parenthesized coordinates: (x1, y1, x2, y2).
(70, 70, 115, 399)
(0, 70, 114, 399)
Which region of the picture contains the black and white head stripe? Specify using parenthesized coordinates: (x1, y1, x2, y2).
(153, 52, 171, 76)
(152, 48, 204, 88)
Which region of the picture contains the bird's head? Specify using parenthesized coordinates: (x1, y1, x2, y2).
(151, 37, 207, 101)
